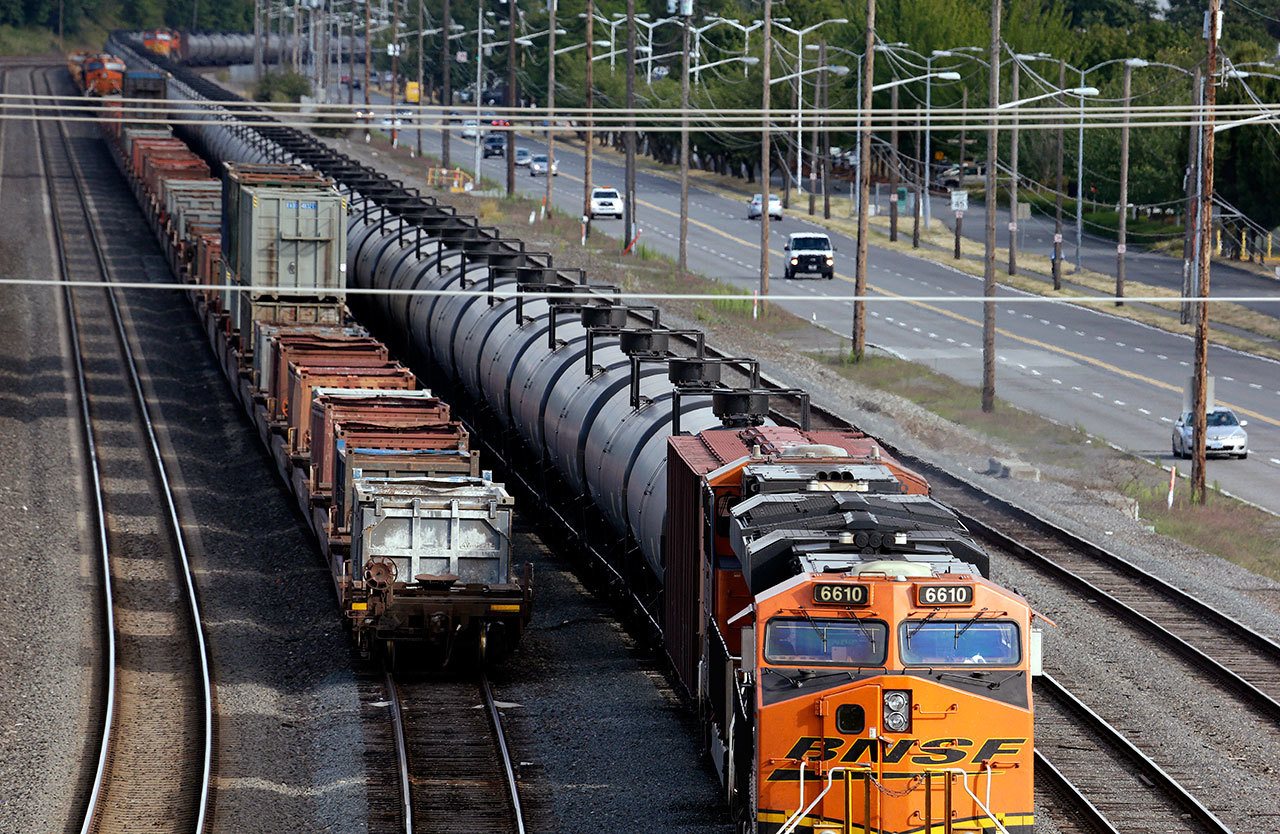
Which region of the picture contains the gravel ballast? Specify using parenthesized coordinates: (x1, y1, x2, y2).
(0, 66, 98, 834)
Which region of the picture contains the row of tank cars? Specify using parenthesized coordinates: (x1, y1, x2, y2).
(97, 67, 531, 668)
(139, 26, 367, 66)
(104, 33, 1044, 834)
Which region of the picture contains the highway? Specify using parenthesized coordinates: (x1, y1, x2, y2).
(354, 90, 1280, 513)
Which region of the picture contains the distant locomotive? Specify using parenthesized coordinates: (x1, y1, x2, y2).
(79, 53, 126, 96)
(108, 32, 1043, 830)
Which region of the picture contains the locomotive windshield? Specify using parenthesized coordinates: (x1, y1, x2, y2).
(899, 621, 1020, 665)
(764, 617, 887, 667)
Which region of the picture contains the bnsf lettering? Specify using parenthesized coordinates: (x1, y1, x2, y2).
(780, 737, 1025, 766)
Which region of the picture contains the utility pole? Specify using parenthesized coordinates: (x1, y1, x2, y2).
(441, 0, 451, 168)
(416, 0, 424, 156)
(1116, 59, 1134, 303)
(1192, 0, 1221, 505)
(506, 1, 518, 195)
(583, 0, 595, 239)
(758, 0, 772, 294)
(851, 0, 875, 359)
(544, 0, 557, 214)
(912, 128, 921, 248)
(254, 0, 264, 80)
(982, 0, 1001, 413)
(1008, 59, 1019, 275)
(624, 0, 638, 253)
(363, 0, 371, 108)
(888, 83, 899, 242)
(808, 73, 819, 216)
(955, 85, 967, 260)
(1181, 68, 1203, 326)
(678, 6, 692, 278)
(821, 42, 831, 220)
(1053, 59, 1064, 290)
(390, 0, 400, 146)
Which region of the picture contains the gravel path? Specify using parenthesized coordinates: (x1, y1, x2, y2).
(57, 74, 372, 832)
(0, 66, 98, 834)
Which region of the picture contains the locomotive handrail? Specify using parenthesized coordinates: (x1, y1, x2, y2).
(942, 766, 1010, 834)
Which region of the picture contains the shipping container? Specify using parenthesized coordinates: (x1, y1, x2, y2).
(308, 389, 446, 491)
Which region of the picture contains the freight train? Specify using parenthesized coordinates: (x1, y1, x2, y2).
(104, 34, 1043, 832)
(96, 76, 532, 669)
(73, 52, 127, 96)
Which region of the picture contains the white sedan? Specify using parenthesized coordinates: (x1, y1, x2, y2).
(589, 187, 623, 219)
(461, 119, 480, 138)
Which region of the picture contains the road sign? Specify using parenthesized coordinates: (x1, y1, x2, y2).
(950, 190, 968, 212)
(1117, 243, 1127, 254)
(1053, 233, 1063, 244)
(955, 211, 964, 219)
(456, 50, 467, 63)
(1008, 222, 1017, 232)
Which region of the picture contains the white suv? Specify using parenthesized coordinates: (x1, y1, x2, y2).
(589, 187, 624, 219)
(747, 193, 783, 220)
(784, 232, 835, 280)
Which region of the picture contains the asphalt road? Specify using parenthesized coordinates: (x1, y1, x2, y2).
(352, 90, 1280, 514)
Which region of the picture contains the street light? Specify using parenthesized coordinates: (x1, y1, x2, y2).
(774, 17, 849, 192)
(703, 16, 765, 77)
(922, 46, 983, 226)
(995, 86, 1097, 108)
(870, 70, 960, 92)
(770, 64, 849, 84)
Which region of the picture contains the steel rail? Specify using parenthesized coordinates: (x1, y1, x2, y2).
(481, 676, 528, 834)
(31, 65, 118, 834)
(1036, 674, 1235, 834)
(36, 67, 215, 834)
(384, 673, 414, 834)
(1032, 750, 1119, 834)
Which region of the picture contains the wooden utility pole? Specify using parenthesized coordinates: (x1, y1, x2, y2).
(912, 128, 921, 248)
(1181, 68, 1203, 326)
(416, 0, 424, 156)
(363, 0, 371, 108)
(1053, 59, 1065, 290)
(441, 0, 451, 168)
(1116, 59, 1134, 303)
(956, 85, 967, 260)
(507, 4, 518, 195)
(1192, 0, 1221, 504)
(624, 0, 638, 253)
(1008, 59, 1019, 275)
(982, 0, 1001, 413)
(758, 0, 772, 294)
(678, 11, 692, 277)
(888, 84, 899, 241)
(544, 0, 557, 213)
(851, 0, 875, 358)
(583, 0, 595, 238)
(390, 0, 400, 145)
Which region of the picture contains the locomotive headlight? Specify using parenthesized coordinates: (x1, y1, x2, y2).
(883, 690, 911, 733)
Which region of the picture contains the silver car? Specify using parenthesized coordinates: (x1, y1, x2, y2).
(747, 193, 782, 220)
(1172, 407, 1249, 459)
(529, 154, 559, 177)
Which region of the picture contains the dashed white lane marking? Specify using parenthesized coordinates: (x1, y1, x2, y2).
(1179, 361, 1189, 367)
(1139, 408, 1151, 415)
(1096, 336, 1106, 341)
(1249, 383, 1262, 389)
(912, 327, 922, 333)
(1016, 363, 1027, 370)
(843, 301, 852, 307)
(1057, 324, 1067, 330)
(1031, 369, 1042, 376)
(1158, 354, 1168, 360)
(1051, 378, 1062, 385)
(928, 332, 937, 339)
(1075, 330, 1085, 336)
(1072, 386, 1083, 392)
(1135, 347, 1145, 353)
(946, 337, 956, 344)
(1224, 376, 1235, 381)
(1114, 400, 1126, 406)
(1092, 391, 1104, 398)
(1039, 319, 1050, 325)
(1271, 458, 1280, 467)
(960, 342, 971, 348)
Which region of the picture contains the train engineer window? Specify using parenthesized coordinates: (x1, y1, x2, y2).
(764, 617, 888, 666)
(899, 621, 1020, 665)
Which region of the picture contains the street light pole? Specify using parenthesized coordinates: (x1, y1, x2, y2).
(1192, 0, 1221, 505)
(759, 0, 772, 296)
(1074, 65, 1085, 272)
(544, 0, 557, 215)
(851, 0, 874, 359)
(888, 83, 899, 242)
(1053, 59, 1065, 290)
(624, 0, 637, 253)
(821, 42, 831, 219)
(441, 0, 451, 168)
(507, 3, 518, 195)
(679, 7, 692, 278)
(363, 0, 371, 108)
(982, 0, 1001, 412)
(1008, 58, 1019, 275)
(1116, 59, 1139, 303)
(583, 0, 595, 240)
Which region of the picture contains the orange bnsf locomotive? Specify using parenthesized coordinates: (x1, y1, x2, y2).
(668, 427, 1039, 833)
(80, 53, 126, 96)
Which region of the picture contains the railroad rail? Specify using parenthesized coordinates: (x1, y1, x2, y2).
(385, 673, 526, 834)
(33, 66, 215, 833)
(1034, 674, 1233, 834)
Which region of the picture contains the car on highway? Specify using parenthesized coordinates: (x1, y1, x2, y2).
(355, 107, 375, 122)
(461, 119, 481, 138)
(747, 193, 782, 220)
(1172, 406, 1249, 459)
(938, 162, 986, 189)
(589, 187, 624, 219)
(395, 107, 414, 118)
(529, 154, 559, 177)
(482, 133, 505, 158)
(514, 147, 531, 166)
(783, 232, 836, 280)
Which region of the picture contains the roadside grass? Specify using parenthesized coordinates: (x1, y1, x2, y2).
(339, 122, 1280, 582)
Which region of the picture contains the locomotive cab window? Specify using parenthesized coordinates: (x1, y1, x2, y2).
(899, 621, 1020, 666)
(764, 617, 887, 667)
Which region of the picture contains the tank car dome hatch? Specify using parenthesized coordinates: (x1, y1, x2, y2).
(617, 328, 670, 357)
(668, 356, 722, 387)
(580, 303, 627, 329)
(712, 388, 769, 427)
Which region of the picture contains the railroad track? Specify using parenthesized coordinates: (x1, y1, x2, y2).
(33, 67, 215, 833)
(385, 673, 526, 834)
